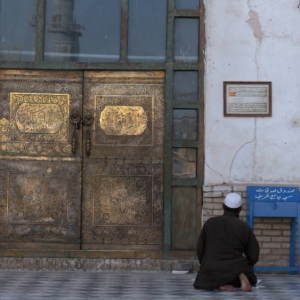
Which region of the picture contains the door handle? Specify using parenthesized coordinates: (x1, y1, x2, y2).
(82, 112, 94, 126)
(83, 112, 94, 157)
(70, 109, 82, 129)
(70, 109, 82, 154)
(69, 110, 94, 156)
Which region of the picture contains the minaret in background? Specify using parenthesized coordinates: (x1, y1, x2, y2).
(29, 0, 38, 60)
(47, 0, 82, 62)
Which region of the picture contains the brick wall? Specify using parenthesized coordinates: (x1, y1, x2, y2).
(202, 185, 298, 268)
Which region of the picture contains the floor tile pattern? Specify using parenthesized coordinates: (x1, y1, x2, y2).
(0, 270, 299, 300)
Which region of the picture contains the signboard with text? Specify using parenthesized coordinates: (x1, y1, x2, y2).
(224, 81, 272, 117)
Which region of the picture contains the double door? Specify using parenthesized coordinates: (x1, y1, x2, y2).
(0, 70, 165, 251)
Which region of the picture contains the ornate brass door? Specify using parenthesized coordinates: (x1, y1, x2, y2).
(0, 70, 83, 250)
(82, 71, 165, 250)
(0, 70, 164, 251)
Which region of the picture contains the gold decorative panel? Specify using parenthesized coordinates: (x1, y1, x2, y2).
(16, 103, 64, 134)
(83, 71, 165, 159)
(95, 95, 154, 147)
(0, 70, 82, 158)
(100, 106, 148, 136)
(11, 93, 69, 142)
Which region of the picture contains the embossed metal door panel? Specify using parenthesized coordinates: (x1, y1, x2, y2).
(0, 70, 82, 250)
(82, 71, 165, 250)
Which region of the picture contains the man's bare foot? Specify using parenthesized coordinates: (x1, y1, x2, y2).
(239, 273, 253, 292)
(218, 285, 237, 292)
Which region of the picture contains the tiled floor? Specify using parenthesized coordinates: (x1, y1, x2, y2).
(0, 270, 299, 300)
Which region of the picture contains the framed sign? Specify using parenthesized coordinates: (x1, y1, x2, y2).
(223, 81, 272, 117)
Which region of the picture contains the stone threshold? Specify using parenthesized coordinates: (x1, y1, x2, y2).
(0, 250, 199, 272)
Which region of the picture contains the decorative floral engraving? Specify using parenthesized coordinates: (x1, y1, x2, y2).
(82, 158, 163, 244)
(0, 118, 10, 142)
(0, 160, 81, 241)
(8, 173, 68, 224)
(94, 176, 152, 226)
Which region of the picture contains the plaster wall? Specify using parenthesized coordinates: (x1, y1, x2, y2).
(204, 0, 300, 185)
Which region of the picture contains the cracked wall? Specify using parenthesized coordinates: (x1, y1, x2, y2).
(205, 0, 300, 185)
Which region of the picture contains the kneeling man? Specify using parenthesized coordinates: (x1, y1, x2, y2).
(193, 193, 260, 292)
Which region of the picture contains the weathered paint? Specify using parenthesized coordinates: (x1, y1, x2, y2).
(204, 0, 300, 185)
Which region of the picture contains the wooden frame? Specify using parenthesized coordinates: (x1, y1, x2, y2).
(223, 81, 272, 117)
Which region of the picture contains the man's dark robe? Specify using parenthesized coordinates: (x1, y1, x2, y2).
(193, 210, 260, 290)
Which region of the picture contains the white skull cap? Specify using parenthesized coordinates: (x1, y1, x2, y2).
(224, 193, 242, 208)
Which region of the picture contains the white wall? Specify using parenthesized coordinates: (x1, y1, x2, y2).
(204, 0, 300, 185)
